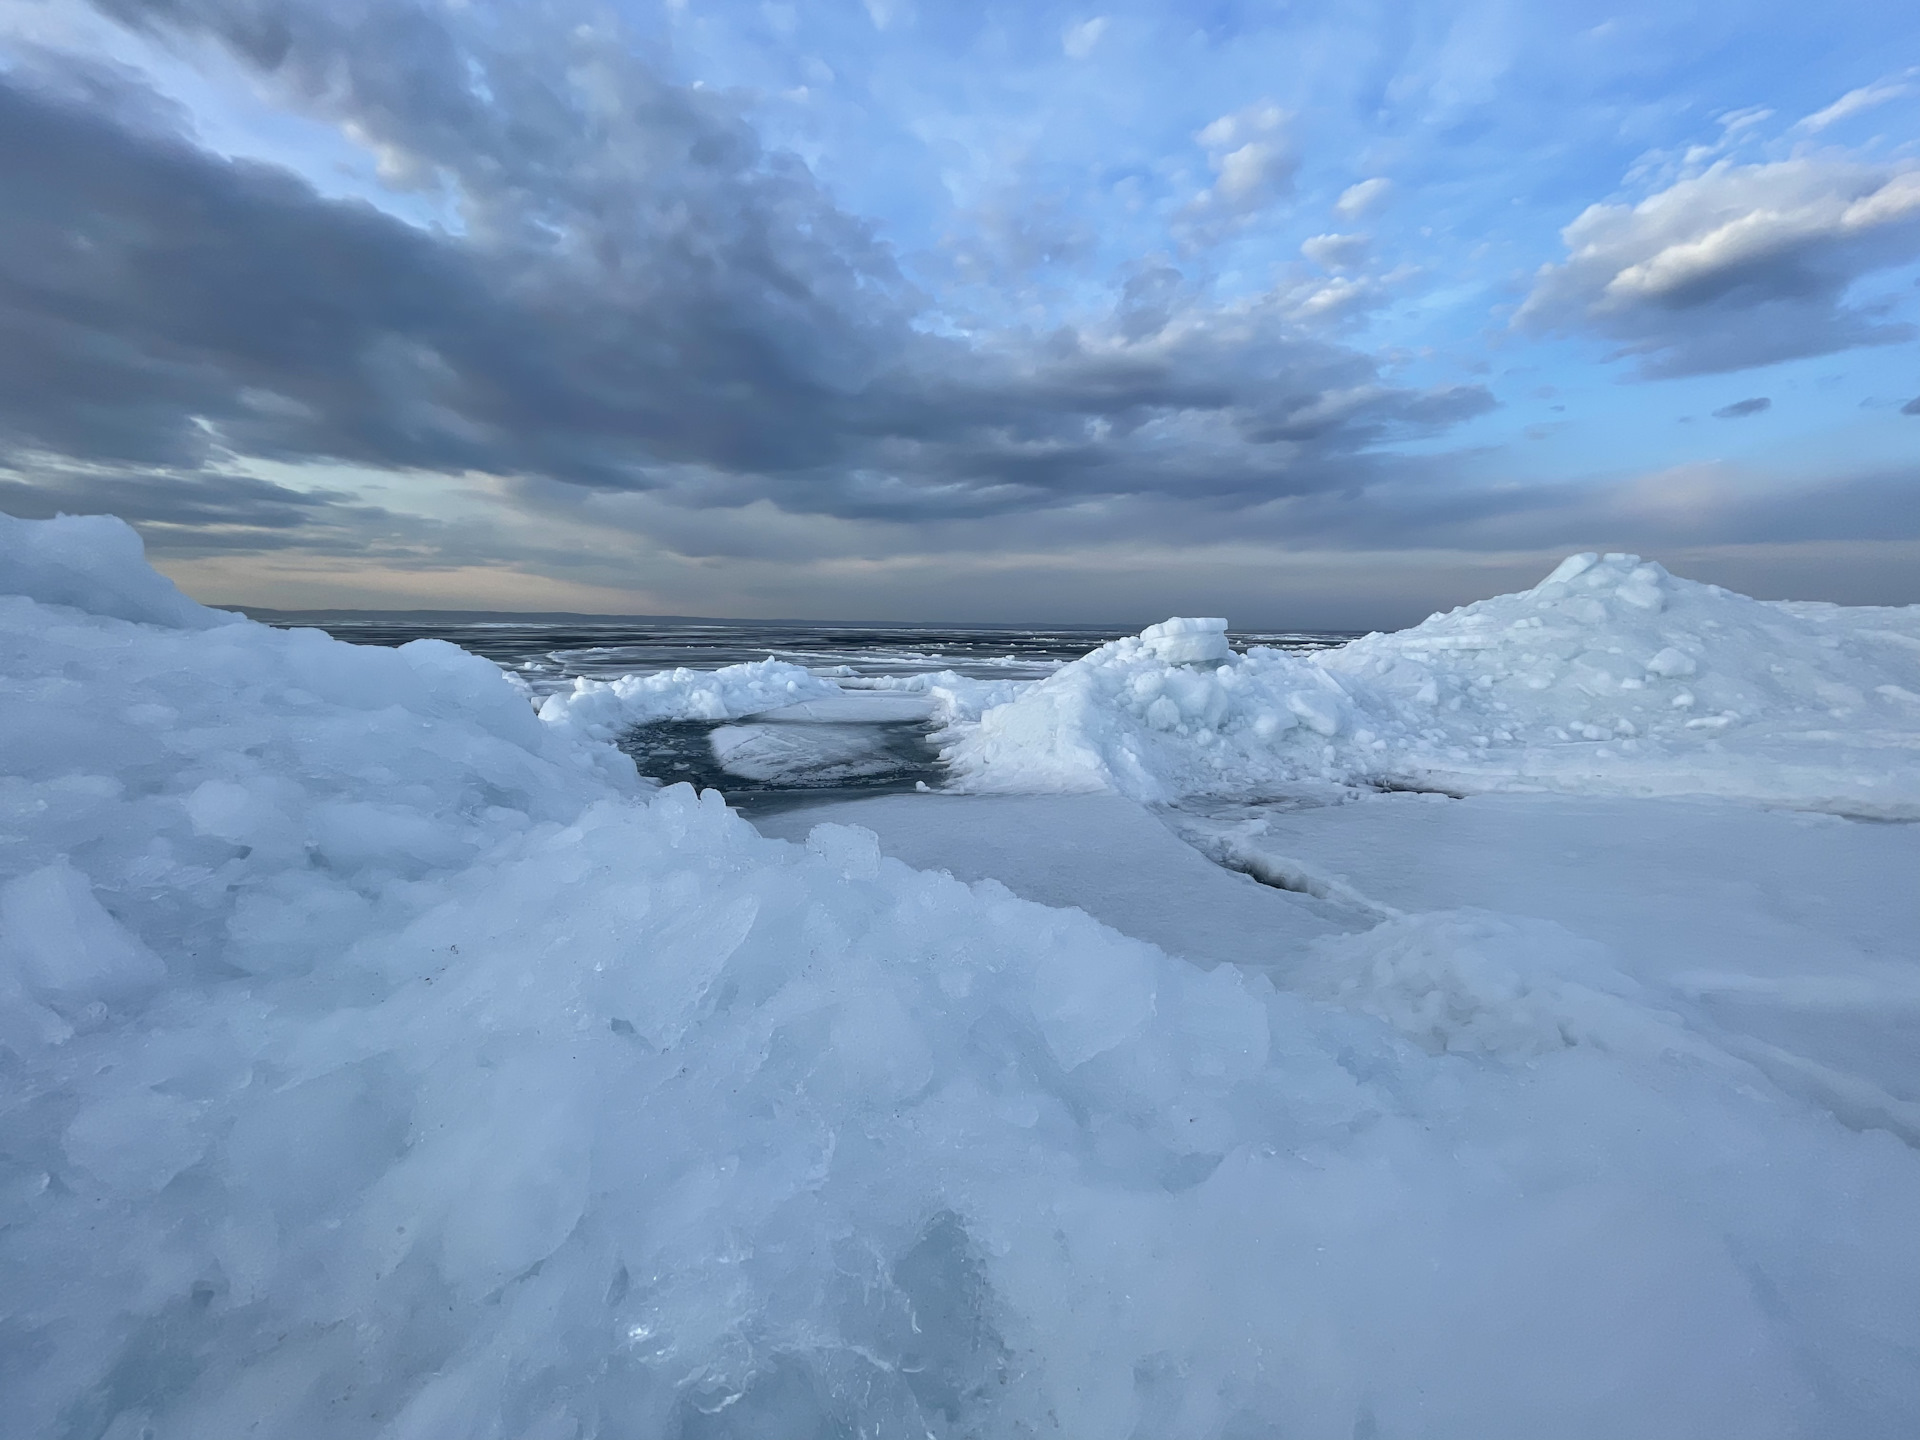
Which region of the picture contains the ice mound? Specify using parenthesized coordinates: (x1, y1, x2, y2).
(0, 510, 241, 630)
(538, 658, 843, 741)
(946, 552, 1920, 814)
(7, 514, 1920, 1439)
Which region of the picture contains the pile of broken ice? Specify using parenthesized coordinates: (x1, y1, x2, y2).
(945, 551, 1920, 816)
(4, 512, 1919, 1439)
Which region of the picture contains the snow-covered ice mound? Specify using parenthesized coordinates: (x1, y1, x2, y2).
(945, 552, 1920, 815)
(6, 512, 1920, 1439)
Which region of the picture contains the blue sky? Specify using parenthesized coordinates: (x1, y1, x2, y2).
(0, 0, 1916, 625)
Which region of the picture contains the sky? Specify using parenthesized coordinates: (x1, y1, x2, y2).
(0, 0, 1917, 627)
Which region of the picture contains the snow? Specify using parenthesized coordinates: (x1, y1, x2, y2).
(5, 513, 1920, 1439)
(944, 552, 1920, 816)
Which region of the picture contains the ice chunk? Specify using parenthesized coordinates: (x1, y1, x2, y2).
(1138, 616, 1232, 665)
(1646, 646, 1697, 678)
(1286, 689, 1343, 736)
(63, 1088, 205, 1194)
(1535, 551, 1599, 589)
(1030, 928, 1157, 1068)
(0, 861, 165, 1011)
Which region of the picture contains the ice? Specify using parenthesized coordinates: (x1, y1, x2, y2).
(748, 694, 937, 723)
(1139, 616, 1233, 665)
(538, 658, 843, 741)
(6, 513, 1920, 1439)
(0, 510, 240, 631)
(944, 552, 1920, 816)
(708, 722, 911, 784)
(751, 792, 1351, 969)
(1295, 909, 1685, 1061)
(1178, 790, 1920, 1138)
(1, 860, 166, 1011)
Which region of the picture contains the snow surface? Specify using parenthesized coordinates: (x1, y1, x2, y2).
(943, 552, 1920, 816)
(6, 514, 1920, 1439)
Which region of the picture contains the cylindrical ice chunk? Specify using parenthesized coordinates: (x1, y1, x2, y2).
(1138, 617, 1232, 665)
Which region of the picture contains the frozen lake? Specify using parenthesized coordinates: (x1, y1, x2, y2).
(12, 518, 1920, 1440)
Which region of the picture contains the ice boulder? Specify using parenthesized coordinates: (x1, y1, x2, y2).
(1139, 617, 1233, 665)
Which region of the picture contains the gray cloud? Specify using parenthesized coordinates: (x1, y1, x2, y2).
(1216, 462, 1920, 557)
(0, 4, 1490, 542)
(1519, 157, 1920, 377)
(0, 462, 450, 558)
(1712, 397, 1771, 418)
(1903, 396, 1920, 416)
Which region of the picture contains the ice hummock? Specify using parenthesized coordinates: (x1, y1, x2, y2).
(5, 512, 1920, 1439)
(944, 552, 1920, 816)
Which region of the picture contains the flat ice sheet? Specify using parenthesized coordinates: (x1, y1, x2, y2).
(1178, 791, 1920, 1125)
(751, 791, 1355, 969)
(745, 693, 937, 723)
(710, 722, 913, 784)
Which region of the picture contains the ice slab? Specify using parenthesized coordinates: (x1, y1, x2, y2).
(1181, 791, 1920, 1123)
(751, 791, 1356, 969)
(710, 721, 930, 785)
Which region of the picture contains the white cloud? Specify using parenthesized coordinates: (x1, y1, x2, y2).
(1192, 101, 1294, 211)
(1519, 155, 1920, 375)
(1334, 177, 1391, 219)
(1716, 106, 1773, 135)
(1301, 232, 1368, 271)
(1062, 16, 1109, 60)
(1798, 74, 1915, 133)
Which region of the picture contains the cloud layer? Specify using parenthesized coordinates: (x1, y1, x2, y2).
(0, 0, 1915, 615)
(0, 4, 1489, 546)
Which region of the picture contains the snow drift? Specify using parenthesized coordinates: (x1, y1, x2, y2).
(5, 514, 1920, 1440)
(944, 551, 1920, 815)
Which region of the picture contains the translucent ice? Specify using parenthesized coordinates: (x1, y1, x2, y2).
(5, 514, 1920, 1440)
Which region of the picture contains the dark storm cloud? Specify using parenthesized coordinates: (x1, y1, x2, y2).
(0, 1, 1490, 535)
